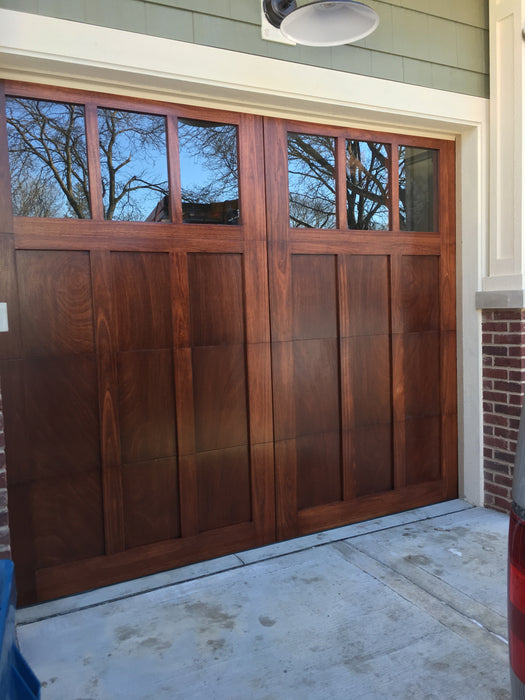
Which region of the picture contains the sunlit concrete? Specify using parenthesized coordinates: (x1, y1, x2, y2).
(16, 501, 510, 699)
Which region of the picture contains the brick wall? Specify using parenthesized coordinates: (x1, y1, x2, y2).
(482, 309, 525, 513)
(0, 381, 10, 556)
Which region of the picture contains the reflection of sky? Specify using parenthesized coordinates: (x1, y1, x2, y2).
(98, 109, 169, 221)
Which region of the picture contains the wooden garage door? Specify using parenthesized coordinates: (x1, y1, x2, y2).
(264, 119, 457, 540)
(0, 83, 456, 604)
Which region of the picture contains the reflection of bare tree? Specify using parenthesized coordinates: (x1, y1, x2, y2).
(178, 120, 238, 202)
(399, 146, 435, 232)
(346, 141, 389, 230)
(288, 134, 336, 228)
(6, 98, 90, 218)
(98, 109, 168, 220)
(288, 134, 389, 230)
(6, 98, 169, 220)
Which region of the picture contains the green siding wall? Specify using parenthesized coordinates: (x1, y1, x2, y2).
(0, 0, 489, 97)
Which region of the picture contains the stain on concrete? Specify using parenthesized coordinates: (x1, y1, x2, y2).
(115, 625, 140, 642)
(206, 638, 226, 653)
(139, 637, 172, 652)
(184, 601, 238, 630)
(258, 615, 276, 627)
(404, 554, 431, 566)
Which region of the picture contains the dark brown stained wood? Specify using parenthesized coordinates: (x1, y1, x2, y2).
(118, 349, 176, 463)
(0, 234, 21, 359)
(192, 344, 248, 453)
(346, 255, 390, 337)
(17, 250, 95, 356)
(403, 332, 440, 418)
(353, 424, 393, 497)
(239, 114, 267, 242)
(293, 338, 340, 437)
(292, 255, 338, 340)
(111, 252, 172, 351)
(90, 249, 125, 554)
(405, 416, 441, 485)
(166, 115, 182, 224)
(0, 84, 456, 603)
(31, 470, 105, 568)
(122, 458, 180, 548)
(84, 103, 104, 220)
(296, 432, 342, 510)
(0, 83, 14, 233)
(17, 355, 100, 484)
(35, 520, 258, 602)
(400, 255, 440, 332)
(196, 445, 252, 533)
(187, 253, 245, 347)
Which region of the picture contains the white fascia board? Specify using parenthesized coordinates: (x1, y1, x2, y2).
(0, 9, 487, 137)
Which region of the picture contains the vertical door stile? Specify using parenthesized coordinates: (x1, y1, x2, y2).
(166, 114, 183, 225)
(338, 254, 356, 503)
(390, 254, 407, 490)
(90, 249, 126, 554)
(84, 102, 104, 221)
(264, 117, 298, 539)
(170, 251, 199, 538)
(390, 137, 400, 232)
(240, 114, 276, 545)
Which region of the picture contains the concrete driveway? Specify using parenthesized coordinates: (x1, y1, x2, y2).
(16, 500, 510, 699)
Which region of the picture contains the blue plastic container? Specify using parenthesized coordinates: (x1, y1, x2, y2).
(0, 560, 40, 699)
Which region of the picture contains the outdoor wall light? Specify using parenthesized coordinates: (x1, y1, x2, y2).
(263, 0, 379, 47)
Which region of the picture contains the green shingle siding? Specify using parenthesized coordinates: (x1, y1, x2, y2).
(0, 0, 489, 97)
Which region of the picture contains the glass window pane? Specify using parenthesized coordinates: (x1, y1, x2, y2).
(98, 109, 169, 221)
(346, 140, 389, 230)
(6, 97, 90, 218)
(399, 146, 437, 232)
(288, 133, 336, 229)
(178, 118, 239, 225)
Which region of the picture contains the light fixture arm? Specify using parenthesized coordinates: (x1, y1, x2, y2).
(263, 0, 297, 28)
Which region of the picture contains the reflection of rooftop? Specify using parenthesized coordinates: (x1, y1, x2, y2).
(146, 195, 239, 224)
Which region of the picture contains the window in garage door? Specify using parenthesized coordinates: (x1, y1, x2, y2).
(0, 83, 456, 604)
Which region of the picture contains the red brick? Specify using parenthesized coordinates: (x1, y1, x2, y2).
(482, 322, 509, 332)
(494, 380, 523, 393)
(485, 414, 510, 427)
(495, 426, 519, 440)
(495, 334, 523, 345)
(495, 357, 525, 369)
(485, 368, 509, 380)
(485, 482, 511, 498)
(510, 346, 525, 357)
(495, 473, 514, 488)
(494, 403, 522, 417)
(483, 347, 508, 357)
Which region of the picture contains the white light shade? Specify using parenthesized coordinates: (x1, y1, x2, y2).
(280, 0, 379, 47)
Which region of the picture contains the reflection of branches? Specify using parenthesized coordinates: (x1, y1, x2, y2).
(6, 98, 90, 218)
(98, 109, 168, 220)
(346, 141, 389, 230)
(178, 120, 238, 206)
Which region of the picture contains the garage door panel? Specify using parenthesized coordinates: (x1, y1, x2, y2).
(293, 338, 340, 437)
(196, 445, 252, 532)
(17, 250, 95, 356)
(187, 253, 245, 347)
(399, 255, 440, 333)
(30, 470, 105, 568)
(296, 432, 342, 510)
(403, 331, 440, 418)
(352, 424, 394, 498)
(118, 348, 176, 464)
(405, 415, 441, 485)
(122, 457, 180, 548)
(192, 344, 249, 453)
(111, 252, 172, 351)
(348, 334, 392, 427)
(23, 355, 100, 480)
(345, 254, 390, 337)
(291, 254, 338, 340)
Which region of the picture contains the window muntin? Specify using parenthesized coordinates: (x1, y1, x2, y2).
(399, 146, 437, 232)
(98, 108, 169, 222)
(288, 132, 336, 229)
(5, 96, 90, 218)
(178, 118, 240, 225)
(346, 140, 389, 230)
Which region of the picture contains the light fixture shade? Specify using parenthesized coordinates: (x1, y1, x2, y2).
(279, 0, 379, 47)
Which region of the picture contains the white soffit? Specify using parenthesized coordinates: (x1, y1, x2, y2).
(0, 9, 487, 138)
